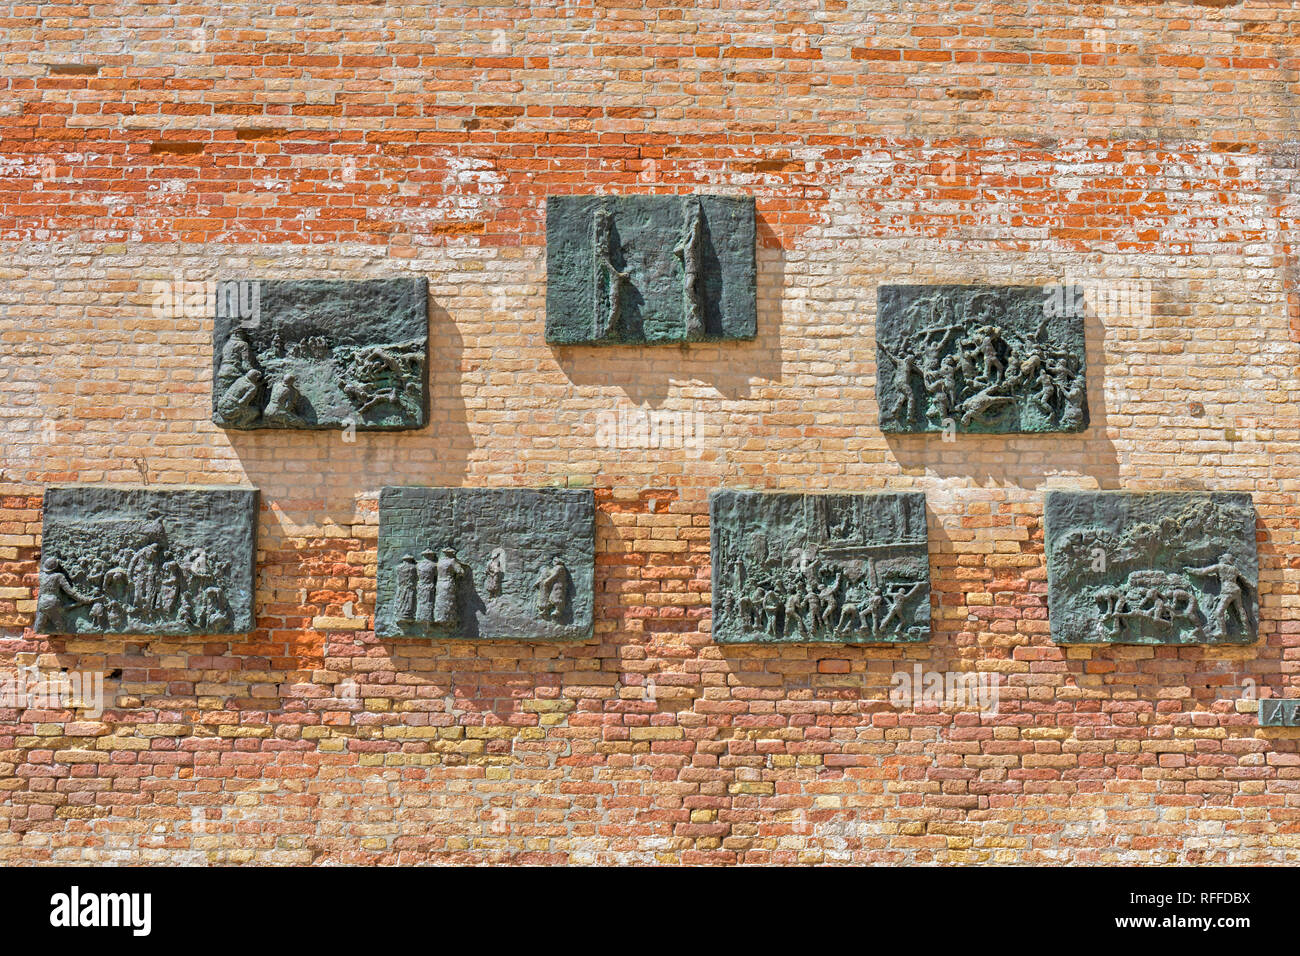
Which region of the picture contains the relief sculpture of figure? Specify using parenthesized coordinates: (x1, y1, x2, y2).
(484, 549, 505, 599)
(784, 589, 808, 640)
(880, 581, 923, 632)
(36, 557, 93, 633)
(158, 559, 184, 618)
(217, 369, 264, 427)
(128, 539, 164, 618)
(1059, 375, 1086, 430)
(394, 554, 418, 623)
(536, 555, 571, 620)
(415, 550, 438, 623)
(591, 203, 630, 341)
(263, 373, 303, 426)
(971, 325, 1006, 386)
(674, 195, 705, 341)
(817, 573, 841, 630)
(433, 548, 466, 627)
(1185, 553, 1252, 636)
(738, 589, 756, 629)
(763, 589, 781, 637)
(199, 586, 231, 632)
(878, 339, 924, 425)
(216, 327, 258, 394)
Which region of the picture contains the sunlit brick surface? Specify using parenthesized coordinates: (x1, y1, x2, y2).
(2, 1, 1300, 863)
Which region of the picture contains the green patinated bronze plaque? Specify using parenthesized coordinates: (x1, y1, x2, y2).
(876, 284, 1087, 433)
(711, 490, 930, 644)
(212, 278, 427, 430)
(1259, 700, 1300, 727)
(377, 487, 595, 641)
(1045, 490, 1258, 645)
(545, 194, 757, 345)
(37, 485, 258, 636)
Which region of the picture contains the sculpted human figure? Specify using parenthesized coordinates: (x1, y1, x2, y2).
(880, 581, 923, 632)
(784, 590, 807, 640)
(879, 338, 924, 425)
(923, 355, 960, 423)
(218, 368, 264, 427)
(591, 204, 630, 340)
(200, 586, 231, 632)
(128, 539, 164, 617)
(36, 557, 93, 633)
(536, 555, 571, 620)
(1186, 553, 1252, 636)
(674, 195, 705, 341)
(1093, 585, 1128, 634)
(485, 549, 505, 599)
(1009, 347, 1042, 390)
(971, 325, 1006, 385)
(763, 589, 781, 637)
(158, 559, 183, 618)
(1060, 377, 1086, 429)
(737, 590, 756, 629)
(263, 373, 303, 426)
(836, 599, 860, 634)
(751, 590, 766, 629)
(817, 573, 841, 630)
(959, 382, 1014, 426)
(102, 559, 129, 602)
(860, 586, 885, 634)
(730, 556, 745, 600)
(415, 550, 438, 623)
(394, 554, 418, 622)
(433, 548, 466, 627)
(918, 323, 955, 373)
(216, 327, 258, 393)
(804, 580, 822, 634)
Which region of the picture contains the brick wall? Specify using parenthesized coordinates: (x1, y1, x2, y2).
(2, 0, 1299, 864)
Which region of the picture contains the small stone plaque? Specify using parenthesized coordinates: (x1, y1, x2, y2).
(37, 485, 258, 636)
(212, 277, 427, 430)
(711, 490, 930, 644)
(376, 487, 595, 640)
(545, 194, 757, 345)
(1259, 700, 1300, 727)
(1045, 490, 1258, 645)
(876, 284, 1087, 433)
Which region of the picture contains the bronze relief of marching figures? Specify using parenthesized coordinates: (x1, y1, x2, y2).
(36, 486, 258, 636)
(377, 487, 593, 641)
(712, 491, 931, 644)
(876, 284, 1088, 434)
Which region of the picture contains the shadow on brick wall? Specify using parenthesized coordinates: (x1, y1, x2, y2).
(548, 218, 787, 406)
(707, 505, 977, 720)
(223, 296, 473, 532)
(884, 297, 1120, 489)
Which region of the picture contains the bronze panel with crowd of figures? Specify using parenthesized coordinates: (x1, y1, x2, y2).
(875, 284, 1088, 434)
(711, 491, 931, 644)
(36, 485, 258, 636)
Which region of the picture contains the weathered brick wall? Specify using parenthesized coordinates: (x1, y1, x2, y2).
(2, 0, 1299, 863)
